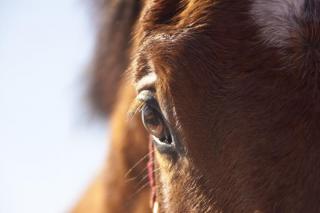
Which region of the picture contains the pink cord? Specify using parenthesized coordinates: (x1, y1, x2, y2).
(147, 137, 156, 208)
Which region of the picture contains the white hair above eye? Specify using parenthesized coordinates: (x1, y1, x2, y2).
(136, 72, 157, 92)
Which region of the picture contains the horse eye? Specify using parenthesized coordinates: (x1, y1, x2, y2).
(141, 103, 172, 144)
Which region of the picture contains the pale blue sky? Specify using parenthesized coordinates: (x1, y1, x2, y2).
(0, 0, 108, 212)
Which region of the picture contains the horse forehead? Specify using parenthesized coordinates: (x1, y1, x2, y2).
(135, 0, 320, 81)
(135, 0, 222, 79)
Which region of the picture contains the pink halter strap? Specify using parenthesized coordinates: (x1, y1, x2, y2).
(147, 137, 156, 208)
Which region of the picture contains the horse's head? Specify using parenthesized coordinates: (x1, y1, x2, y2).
(131, 0, 320, 212)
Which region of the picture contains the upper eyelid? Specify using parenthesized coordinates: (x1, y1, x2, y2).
(138, 91, 161, 111)
(137, 90, 156, 102)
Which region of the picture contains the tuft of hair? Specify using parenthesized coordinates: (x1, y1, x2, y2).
(88, 0, 142, 116)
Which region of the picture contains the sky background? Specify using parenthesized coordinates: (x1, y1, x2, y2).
(0, 0, 109, 212)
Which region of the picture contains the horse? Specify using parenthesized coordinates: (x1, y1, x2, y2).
(73, 0, 320, 212)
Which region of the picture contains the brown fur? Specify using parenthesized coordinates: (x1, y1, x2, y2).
(76, 0, 320, 212)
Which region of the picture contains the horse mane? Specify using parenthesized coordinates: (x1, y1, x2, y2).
(88, 0, 142, 115)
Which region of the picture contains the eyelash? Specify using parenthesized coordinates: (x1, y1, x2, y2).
(128, 91, 156, 118)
